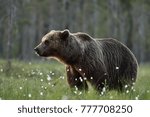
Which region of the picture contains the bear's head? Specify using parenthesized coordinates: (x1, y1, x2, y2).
(34, 29, 70, 57)
(34, 29, 81, 64)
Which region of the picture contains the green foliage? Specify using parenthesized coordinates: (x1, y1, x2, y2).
(0, 59, 150, 100)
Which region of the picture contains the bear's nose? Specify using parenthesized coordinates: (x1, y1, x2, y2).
(34, 47, 39, 54)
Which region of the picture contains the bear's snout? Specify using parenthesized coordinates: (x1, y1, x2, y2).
(34, 47, 40, 55)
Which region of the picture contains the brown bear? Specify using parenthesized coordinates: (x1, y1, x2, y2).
(34, 29, 138, 92)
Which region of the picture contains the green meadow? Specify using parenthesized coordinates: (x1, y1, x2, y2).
(0, 59, 150, 100)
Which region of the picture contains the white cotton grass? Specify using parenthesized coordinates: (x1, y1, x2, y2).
(116, 67, 119, 70)
(18, 75, 21, 78)
(51, 72, 55, 76)
(47, 75, 51, 81)
(74, 91, 77, 94)
(109, 96, 113, 99)
(75, 86, 78, 91)
(66, 69, 69, 72)
(135, 95, 139, 100)
(78, 92, 82, 95)
(28, 94, 32, 98)
(39, 72, 43, 76)
(0, 69, 3, 72)
(19, 87, 23, 90)
(40, 92, 43, 96)
(124, 85, 128, 89)
(59, 76, 65, 79)
(31, 70, 35, 75)
(79, 77, 83, 82)
(104, 73, 107, 76)
(75, 78, 78, 81)
(102, 87, 106, 92)
(29, 62, 32, 65)
(51, 84, 54, 87)
(83, 77, 87, 80)
(126, 90, 129, 94)
(79, 69, 82, 71)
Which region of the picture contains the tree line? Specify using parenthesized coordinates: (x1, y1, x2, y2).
(0, 0, 150, 63)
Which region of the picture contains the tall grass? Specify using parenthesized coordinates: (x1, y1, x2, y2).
(0, 59, 150, 100)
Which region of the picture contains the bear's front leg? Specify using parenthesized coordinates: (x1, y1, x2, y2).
(66, 66, 88, 91)
(89, 70, 109, 93)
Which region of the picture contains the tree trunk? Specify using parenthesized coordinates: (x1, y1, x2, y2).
(6, 0, 15, 73)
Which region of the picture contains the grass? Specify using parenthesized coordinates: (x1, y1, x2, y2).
(0, 59, 150, 100)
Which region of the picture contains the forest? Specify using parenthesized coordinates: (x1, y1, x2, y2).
(0, 0, 150, 63)
(0, 0, 150, 100)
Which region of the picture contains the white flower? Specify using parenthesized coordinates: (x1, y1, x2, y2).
(31, 71, 35, 75)
(135, 95, 139, 100)
(74, 91, 77, 94)
(47, 75, 51, 81)
(28, 94, 32, 98)
(83, 77, 87, 80)
(51, 84, 54, 87)
(66, 69, 69, 72)
(52, 73, 55, 76)
(147, 90, 149, 93)
(0, 69, 3, 72)
(126, 90, 129, 93)
(125, 85, 128, 88)
(79, 69, 82, 71)
(90, 77, 93, 80)
(102, 87, 106, 92)
(19, 87, 23, 90)
(60, 76, 65, 79)
(39, 72, 43, 76)
(116, 67, 119, 70)
(41, 79, 43, 82)
(101, 92, 104, 95)
(40, 92, 43, 96)
(79, 92, 82, 95)
(79, 77, 83, 82)
(75, 86, 78, 91)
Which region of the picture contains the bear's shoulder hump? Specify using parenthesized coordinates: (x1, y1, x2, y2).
(73, 32, 93, 41)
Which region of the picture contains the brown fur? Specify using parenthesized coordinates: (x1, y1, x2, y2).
(34, 29, 138, 92)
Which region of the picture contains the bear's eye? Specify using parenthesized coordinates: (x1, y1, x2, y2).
(44, 40, 49, 46)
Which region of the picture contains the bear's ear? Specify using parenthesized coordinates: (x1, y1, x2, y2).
(60, 29, 70, 39)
